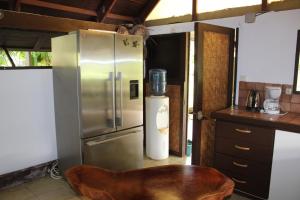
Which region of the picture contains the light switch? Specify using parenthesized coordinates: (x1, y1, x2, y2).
(285, 87, 292, 95)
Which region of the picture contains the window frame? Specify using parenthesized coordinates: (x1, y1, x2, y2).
(0, 50, 52, 69)
(293, 30, 300, 94)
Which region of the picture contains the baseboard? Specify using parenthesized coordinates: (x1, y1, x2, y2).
(0, 160, 56, 190)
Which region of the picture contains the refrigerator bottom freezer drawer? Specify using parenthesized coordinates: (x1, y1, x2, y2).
(82, 126, 143, 171)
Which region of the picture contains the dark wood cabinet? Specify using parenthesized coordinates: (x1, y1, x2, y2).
(214, 120, 275, 199)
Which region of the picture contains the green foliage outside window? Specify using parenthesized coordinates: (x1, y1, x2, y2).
(30, 52, 51, 66)
(0, 50, 10, 66)
(0, 50, 51, 67)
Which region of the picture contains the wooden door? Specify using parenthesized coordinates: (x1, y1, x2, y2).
(145, 33, 189, 156)
(192, 23, 235, 166)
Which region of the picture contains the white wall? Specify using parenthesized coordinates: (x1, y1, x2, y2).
(0, 69, 57, 175)
(237, 9, 300, 85)
(148, 9, 300, 104)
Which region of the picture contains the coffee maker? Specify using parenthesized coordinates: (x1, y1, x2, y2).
(246, 89, 260, 111)
(263, 86, 281, 114)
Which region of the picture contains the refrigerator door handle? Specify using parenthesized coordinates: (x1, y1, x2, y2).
(108, 72, 116, 128)
(116, 72, 123, 127)
(86, 131, 140, 146)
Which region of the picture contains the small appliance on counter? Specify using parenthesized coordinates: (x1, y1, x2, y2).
(263, 86, 282, 114)
(246, 89, 260, 111)
(146, 69, 169, 160)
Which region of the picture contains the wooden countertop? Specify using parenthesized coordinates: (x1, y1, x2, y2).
(211, 107, 300, 133)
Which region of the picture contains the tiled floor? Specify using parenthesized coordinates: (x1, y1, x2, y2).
(0, 177, 80, 200)
(143, 154, 191, 167)
(0, 156, 249, 200)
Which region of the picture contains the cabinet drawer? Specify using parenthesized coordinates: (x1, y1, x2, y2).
(214, 153, 271, 181)
(216, 121, 275, 147)
(215, 137, 273, 164)
(218, 168, 270, 199)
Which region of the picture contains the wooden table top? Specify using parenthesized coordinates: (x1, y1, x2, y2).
(212, 107, 300, 133)
(65, 165, 234, 200)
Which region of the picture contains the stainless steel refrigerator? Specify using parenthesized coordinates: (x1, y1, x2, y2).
(52, 30, 143, 173)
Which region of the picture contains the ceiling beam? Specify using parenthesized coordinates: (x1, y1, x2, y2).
(137, 0, 159, 23)
(97, 0, 117, 22)
(262, 0, 268, 12)
(20, 0, 97, 16)
(192, 0, 198, 21)
(0, 10, 116, 33)
(128, 0, 144, 5)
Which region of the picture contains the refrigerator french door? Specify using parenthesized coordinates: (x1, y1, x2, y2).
(80, 31, 143, 138)
(80, 30, 116, 138)
(52, 30, 144, 173)
(115, 34, 143, 131)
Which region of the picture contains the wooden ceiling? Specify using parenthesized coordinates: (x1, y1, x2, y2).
(0, 0, 159, 24)
(0, 0, 159, 51)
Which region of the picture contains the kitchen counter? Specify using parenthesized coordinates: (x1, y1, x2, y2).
(211, 107, 300, 133)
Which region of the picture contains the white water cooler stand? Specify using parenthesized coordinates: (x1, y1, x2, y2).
(146, 95, 169, 160)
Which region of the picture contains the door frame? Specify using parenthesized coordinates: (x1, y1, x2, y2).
(191, 23, 235, 165)
(144, 32, 190, 157)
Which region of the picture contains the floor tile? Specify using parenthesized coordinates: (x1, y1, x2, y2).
(143, 155, 191, 168)
(24, 177, 69, 195)
(0, 185, 38, 200)
(35, 187, 78, 200)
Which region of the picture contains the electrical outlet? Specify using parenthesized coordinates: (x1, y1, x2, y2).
(285, 87, 292, 95)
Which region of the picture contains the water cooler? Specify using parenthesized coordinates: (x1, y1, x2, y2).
(146, 69, 169, 160)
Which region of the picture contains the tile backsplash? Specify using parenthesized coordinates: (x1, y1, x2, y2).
(238, 81, 300, 113)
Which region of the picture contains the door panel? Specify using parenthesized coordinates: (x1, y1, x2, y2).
(79, 30, 115, 138)
(83, 127, 143, 171)
(192, 23, 235, 166)
(115, 34, 144, 131)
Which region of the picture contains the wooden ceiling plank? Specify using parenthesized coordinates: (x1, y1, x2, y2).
(20, 0, 97, 16)
(137, 0, 159, 23)
(0, 10, 116, 33)
(106, 13, 134, 22)
(128, 0, 145, 5)
(97, 0, 117, 22)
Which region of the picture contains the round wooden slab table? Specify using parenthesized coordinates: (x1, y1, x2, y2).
(65, 165, 234, 200)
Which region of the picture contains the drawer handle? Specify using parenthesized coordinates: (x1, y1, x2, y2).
(233, 161, 248, 168)
(234, 144, 250, 151)
(232, 177, 247, 184)
(234, 128, 252, 134)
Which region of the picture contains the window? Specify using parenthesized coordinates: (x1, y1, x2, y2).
(0, 50, 51, 67)
(146, 0, 192, 21)
(293, 30, 300, 93)
(146, 0, 263, 21)
(268, 0, 285, 3)
(197, 0, 261, 13)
